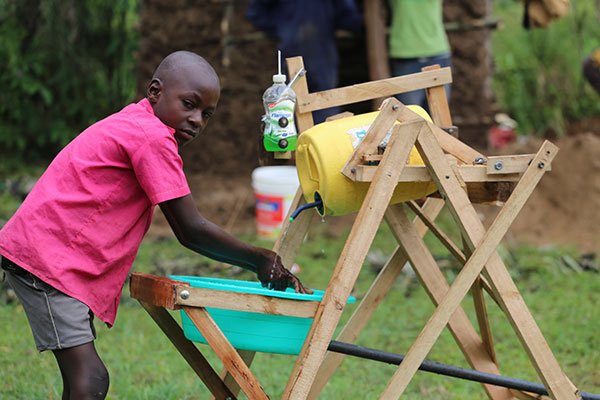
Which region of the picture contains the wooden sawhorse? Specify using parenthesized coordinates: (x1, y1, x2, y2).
(130, 57, 580, 399)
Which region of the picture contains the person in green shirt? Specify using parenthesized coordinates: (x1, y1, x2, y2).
(388, 0, 452, 111)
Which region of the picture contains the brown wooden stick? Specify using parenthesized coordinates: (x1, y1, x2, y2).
(138, 301, 235, 399)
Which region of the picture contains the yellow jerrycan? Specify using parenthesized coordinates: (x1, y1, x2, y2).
(295, 106, 437, 216)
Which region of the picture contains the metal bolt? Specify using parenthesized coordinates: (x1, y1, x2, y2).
(350, 167, 356, 174)
(494, 161, 504, 171)
(473, 157, 486, 165)
(538, 162, 545, 169)
(392, 104, 399, 110)
(180, 290, 190, 300)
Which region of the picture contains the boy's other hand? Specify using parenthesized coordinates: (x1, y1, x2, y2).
(257, 253, 313, 294)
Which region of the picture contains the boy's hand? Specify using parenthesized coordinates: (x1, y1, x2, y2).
(257, 253, 313, 294)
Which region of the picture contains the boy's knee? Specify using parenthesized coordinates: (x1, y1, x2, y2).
(72, 362, 109, 399)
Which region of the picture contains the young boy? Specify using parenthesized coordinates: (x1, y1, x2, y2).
(0, 50, 309, 399)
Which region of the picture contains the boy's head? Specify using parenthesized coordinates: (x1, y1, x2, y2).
(147, 51, 220, 147)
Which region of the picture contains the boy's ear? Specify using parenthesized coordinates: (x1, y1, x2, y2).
(147, 79, 163, 103)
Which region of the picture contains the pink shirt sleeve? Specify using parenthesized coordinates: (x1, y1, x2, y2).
(131, 134, 191, 205)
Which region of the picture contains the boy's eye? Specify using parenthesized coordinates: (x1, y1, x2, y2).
(183, 100, 195, 109)
(203, 111, 213, 120)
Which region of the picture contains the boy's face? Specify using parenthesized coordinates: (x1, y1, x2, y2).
(148, 64, 220, 147)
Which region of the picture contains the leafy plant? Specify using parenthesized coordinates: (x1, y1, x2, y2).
(0, 0, 139, 159)
(492, 0, 600, 136)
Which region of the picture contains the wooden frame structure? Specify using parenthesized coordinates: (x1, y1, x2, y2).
(130, 57, 581, 399)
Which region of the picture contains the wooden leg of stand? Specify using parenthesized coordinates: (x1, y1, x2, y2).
(282, 122, 424, 399)
(381, 135, 576, 399)
(385, 204, 512, 400)
(210, 350, 256, 400)
(306, 199, 444, 399)
(138, 302, 235, 399)
(184, 307, 268, 400)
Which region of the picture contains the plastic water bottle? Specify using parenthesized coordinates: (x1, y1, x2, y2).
(262, 54, 297, 152)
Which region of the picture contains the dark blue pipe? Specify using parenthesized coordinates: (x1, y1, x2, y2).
(328, 340, 600, 399)
(289, 199, 323, 222)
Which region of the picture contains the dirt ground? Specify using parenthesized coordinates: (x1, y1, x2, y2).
(483, 128, 600, 253)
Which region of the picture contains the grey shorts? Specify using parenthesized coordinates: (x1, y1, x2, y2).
(2, 256, 96, 352)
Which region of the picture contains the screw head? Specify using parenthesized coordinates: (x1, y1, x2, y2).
(494, 161, 504, 171)
(538, 162, 545, 169)
(180, 290, 190, 300)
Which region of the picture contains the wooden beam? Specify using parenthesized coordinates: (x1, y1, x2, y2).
(211, 350, 256, 400)
(342, 99, 422, 179)
(353, 164, 522, 183)
(297, 68, 452, 113)
(130, 272, 183, 310)
(184, 307, 269, 400)
(174, 285, 318, 318)
(423, 64, 453, 128)
(384, 205, 512, 400)
(287, 56, 314, 133)
(138, 301, 234, 399)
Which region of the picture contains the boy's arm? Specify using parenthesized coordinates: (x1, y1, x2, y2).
(158, 194, 311, 293)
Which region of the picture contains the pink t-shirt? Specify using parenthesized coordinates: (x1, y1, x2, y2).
(0, 98, 190, 326)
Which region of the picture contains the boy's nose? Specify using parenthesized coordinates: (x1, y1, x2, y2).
(189, 110, 205, 129)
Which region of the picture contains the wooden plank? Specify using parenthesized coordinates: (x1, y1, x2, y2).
(381, 135, 576, 399)
(287, 56, 314, 133)
(174, 285, 318, 318)
(353, 164, 522, 183)
(211, 350, 256, 400)
(283, 120, 425, 400)
(364, 0, 390, 109)
(364, 0, 390, 82)
(138, 301, 235, 399)
(342, 100, 422, 179)
(407, 200, 465, 262)
(472, 276, 497, 363)
(273, 188, 315, 268)
(307, 198, 445, 399)
(486, 154, 550, 175)
(384, 205, 512, 400)
(423, 64, 453, 128)
(430, 123, 485, 164)
(130, 272, 184, 309)
(427, 139, 579, 399)
(184, 307, 269, 400)
(296, 68, 452, 113)
(325, 111, 354, 121)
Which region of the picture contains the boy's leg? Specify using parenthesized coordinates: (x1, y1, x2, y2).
(2, 258, 108, 399)
(53, 342, 109, 400)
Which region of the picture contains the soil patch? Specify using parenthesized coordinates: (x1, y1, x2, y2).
(482, 132, 600, 253)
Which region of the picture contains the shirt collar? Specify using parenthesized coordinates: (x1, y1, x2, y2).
(138, 98, 176, 135)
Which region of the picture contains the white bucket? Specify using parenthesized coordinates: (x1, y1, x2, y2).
(251, 166, 300, 241)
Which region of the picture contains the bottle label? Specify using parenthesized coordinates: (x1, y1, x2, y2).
(265, 99, 297, 139)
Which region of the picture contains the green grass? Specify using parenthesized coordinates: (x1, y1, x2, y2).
(1, 214, 599, 399)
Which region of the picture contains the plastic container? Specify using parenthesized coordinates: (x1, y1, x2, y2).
(262, 73, 298, 152)
(251, 166, 299, 240)
(295, 107, 438, 216)
(171, 276, 355, 355)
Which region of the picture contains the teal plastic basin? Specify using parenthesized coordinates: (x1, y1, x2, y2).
(170, 276, 355, 355)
